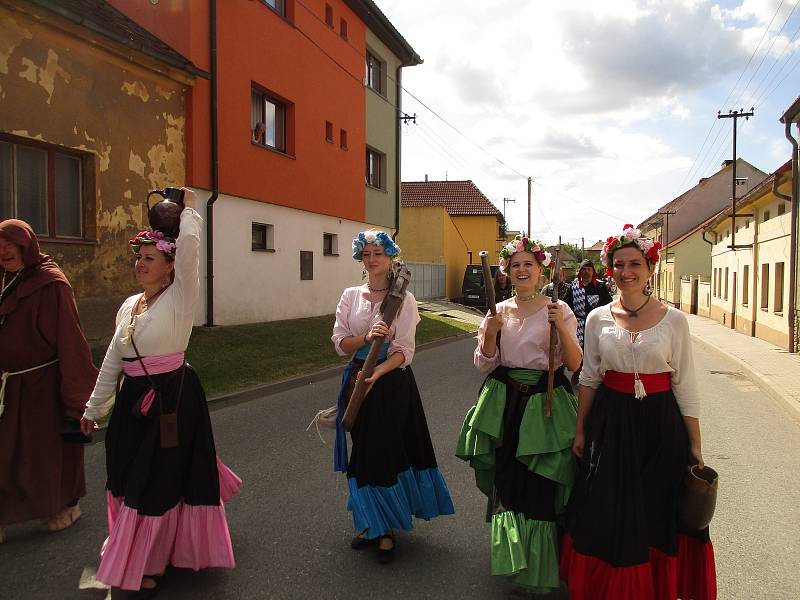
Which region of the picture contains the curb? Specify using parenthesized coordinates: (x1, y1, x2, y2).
(205, 329, 477, 411)
(690, 332, 800, 418)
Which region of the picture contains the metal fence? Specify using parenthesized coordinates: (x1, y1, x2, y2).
(404, 261, 446, 300)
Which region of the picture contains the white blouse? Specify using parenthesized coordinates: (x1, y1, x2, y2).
(83, 208, 203, 421)
(578, 304, 701, 418)
(474, 299, 579, 372)
(331, 286, 420, 367)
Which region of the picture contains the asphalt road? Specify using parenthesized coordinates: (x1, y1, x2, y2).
(1, 337, 798, 599)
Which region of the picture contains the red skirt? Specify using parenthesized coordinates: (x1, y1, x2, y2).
(561, 377, 716, 599)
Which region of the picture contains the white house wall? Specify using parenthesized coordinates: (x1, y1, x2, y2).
(195, 191, 374, 325)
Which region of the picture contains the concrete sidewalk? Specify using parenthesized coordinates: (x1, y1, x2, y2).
(685, 313, 800, 417)
(417, 298, 485, 326)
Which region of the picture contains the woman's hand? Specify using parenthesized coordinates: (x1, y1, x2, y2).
(485, 312, 504, 337)
(690, 444, 704, 469)
(80, 417, 96, 437)
(180, 187, 197, 210)
(547, 302, 565, 331)
(366, 320, 390, 343)
(572, 431, 585, 459)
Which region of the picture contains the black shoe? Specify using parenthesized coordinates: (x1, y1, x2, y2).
(377, 534, 395, 564)
(350, 534, 373, 550)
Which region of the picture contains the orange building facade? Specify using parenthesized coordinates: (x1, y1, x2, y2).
(109, 0, 421, 324)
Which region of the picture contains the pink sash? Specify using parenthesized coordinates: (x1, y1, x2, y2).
(122, 352, 185, 414)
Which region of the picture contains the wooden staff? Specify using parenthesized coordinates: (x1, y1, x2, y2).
(546, 243, 562, 417)
(341, 264, 412, 432)
(479, 251, 497, 316)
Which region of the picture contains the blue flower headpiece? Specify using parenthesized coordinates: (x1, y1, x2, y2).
(352, 230, 401, 261)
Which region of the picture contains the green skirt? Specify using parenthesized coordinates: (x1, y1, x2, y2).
(456, 367, 577, 592)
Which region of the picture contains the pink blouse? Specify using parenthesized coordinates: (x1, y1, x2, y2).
(331, 286, 421, 367)
(474, 299, 579, 372)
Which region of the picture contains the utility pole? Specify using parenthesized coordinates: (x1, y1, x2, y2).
(527, 177, 532, 239)
(718, 108, 754, 250)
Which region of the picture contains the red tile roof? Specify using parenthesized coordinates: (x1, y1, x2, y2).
(401, 180, 501, 217)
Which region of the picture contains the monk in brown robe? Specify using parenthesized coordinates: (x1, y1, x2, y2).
(0, 219, 98, 543)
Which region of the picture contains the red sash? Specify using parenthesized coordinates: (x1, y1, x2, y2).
(603, 370, 671, 394)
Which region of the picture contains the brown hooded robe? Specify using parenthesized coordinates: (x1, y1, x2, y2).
(0, 219, 98, 525)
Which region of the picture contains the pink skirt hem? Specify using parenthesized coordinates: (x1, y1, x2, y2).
(96, 457, 241, 591)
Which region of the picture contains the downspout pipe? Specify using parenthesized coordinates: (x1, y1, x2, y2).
(205, 0, 219, 327)
(393, 65, 402, 241)
(785, 119, 799, 352)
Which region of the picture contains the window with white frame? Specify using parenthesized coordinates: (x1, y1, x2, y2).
(0, 138, 84, 238)
(252, 222, 275, 251)
(251, 88, 287, 152)
(323, 232, 338, 256)
(365, 147, 384, 189)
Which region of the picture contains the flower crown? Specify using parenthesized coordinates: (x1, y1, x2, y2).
(352, 230, 401, 261)
(600, 224, 662, 276)
(130, 229, 176, 258)
(498, 235, 552, 273)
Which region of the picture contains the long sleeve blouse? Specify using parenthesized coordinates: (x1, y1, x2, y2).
(331, 287, 420, 367)
(83, 208, 203, 421)
(474, 299, 579, 372)
(578, 304, 701, 418)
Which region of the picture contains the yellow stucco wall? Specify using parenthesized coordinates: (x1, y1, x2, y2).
(396, 206, 446, 262)
(398, 208, 501, 299)
(708, 177, 792, 349)
(660, 231, 712, 306)
(0, 6, 189, 341)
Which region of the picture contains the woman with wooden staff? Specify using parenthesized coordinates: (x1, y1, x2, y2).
(456, 234, 581, 593)
(330, 230, 454, 564)
(560, 225, 716, 599)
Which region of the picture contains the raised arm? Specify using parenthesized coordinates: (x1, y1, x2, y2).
(172, 193, 203, 317)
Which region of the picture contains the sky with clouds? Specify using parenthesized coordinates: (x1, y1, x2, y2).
(376, 0, 800, 247)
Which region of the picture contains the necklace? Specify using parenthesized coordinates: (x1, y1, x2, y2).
(0, 271, 22, 304)
(515, 291, 539, 302)
(124, 285, 171, 344)
(619, 295, 651, 317)
(367, 283, 389, 292)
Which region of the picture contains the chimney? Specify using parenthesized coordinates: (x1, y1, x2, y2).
(722, 159, 734, 169)
(424, 174, 428, 182)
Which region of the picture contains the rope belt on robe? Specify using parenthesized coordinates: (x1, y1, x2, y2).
(122, 352, 186, 415)
(0, 358, 59, 418)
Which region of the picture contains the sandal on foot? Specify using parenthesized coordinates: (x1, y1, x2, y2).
(41, 504, 81, 532)
(377, 534, 395, 564)
(350, 532, 374, 550)
(133, 576, 160, 599)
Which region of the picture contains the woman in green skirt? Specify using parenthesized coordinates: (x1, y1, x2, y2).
(457, 235, 582, 593)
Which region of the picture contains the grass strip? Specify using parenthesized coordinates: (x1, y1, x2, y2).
(91, 312, 476, 397)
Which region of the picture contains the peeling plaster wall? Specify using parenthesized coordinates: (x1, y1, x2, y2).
(0, 7, 189, 342)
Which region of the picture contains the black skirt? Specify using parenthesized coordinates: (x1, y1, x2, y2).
(104, 362, 220, 516)
(567, 385, 710, 566)
(346, 365, 438, 486)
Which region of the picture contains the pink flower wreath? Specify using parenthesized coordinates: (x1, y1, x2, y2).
(600, 224, 662, 276)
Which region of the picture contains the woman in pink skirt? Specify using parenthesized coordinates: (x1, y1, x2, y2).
(81, 189, 240, 596)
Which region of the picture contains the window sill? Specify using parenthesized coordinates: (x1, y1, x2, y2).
(774, 311, 784, 316)
(365, 183, 387, 193)
(252, 248, 276, 253)
(323, 252, 339, 257)
(251, 140, 295, 160)
(325, 138, 334, 144)
(340, 146, 348, 151)
(367, 86, 387, 99)
(760, 307, 769, 312)
(39, 237, 97, 246)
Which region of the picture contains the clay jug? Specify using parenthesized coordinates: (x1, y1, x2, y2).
(147, 187, 185, 238)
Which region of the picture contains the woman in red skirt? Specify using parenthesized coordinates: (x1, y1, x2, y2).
(561, 224, 716, 600)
